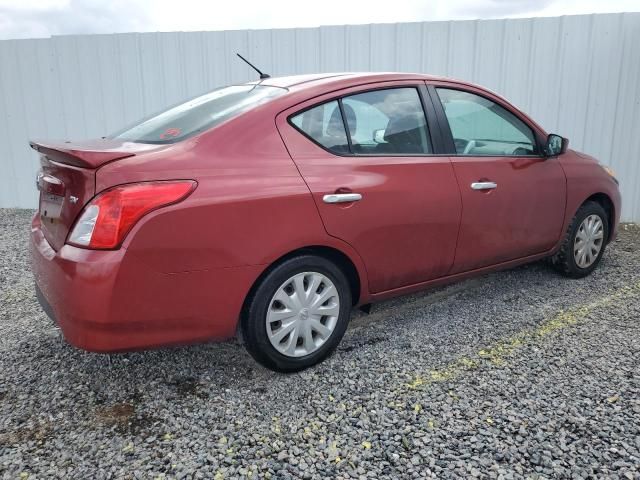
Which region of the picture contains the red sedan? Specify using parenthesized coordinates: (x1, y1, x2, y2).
(30, 73, 621, 372)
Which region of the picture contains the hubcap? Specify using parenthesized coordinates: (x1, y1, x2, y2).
(266, 272, 340, 358)
(574, 214, 604, 269)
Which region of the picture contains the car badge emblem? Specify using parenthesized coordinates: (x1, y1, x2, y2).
(69, 195, 79, 204)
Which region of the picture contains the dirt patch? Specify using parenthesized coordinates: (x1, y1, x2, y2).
(339, 336, 386, 352)
(166, 377, 210, 399)
(94, 400, 158, 435)
(95, 402, 136, 423)
(0, 421, 53, 447)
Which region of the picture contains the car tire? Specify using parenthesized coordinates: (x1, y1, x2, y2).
(241, 255, 352, 372)
(551, 201, 609, 278)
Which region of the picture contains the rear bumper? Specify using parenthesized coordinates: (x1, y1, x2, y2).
(30, 215, 262, 352)
(35, 281, 57, 324)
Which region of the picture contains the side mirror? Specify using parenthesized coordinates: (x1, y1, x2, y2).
(543, 133, 569, 156)
(372, 129, 386, 144)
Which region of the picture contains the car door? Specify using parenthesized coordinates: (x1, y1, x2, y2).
(276, 82, 462, 293)
(428, 83, 567, 274)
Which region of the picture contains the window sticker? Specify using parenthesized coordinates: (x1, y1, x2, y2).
(160, 127, 182, 140)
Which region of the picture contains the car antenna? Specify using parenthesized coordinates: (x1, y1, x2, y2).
(236, 53, 270, 79)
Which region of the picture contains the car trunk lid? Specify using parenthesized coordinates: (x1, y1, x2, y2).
(31, 139, 162, 250)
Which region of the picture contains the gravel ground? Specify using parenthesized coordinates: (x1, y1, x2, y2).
(1, 208, 639, 479)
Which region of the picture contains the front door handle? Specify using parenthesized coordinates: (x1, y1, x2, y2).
(471, 182, 497, 190)
(323, 193, 363, 204)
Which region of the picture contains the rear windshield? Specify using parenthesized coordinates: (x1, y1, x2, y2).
(110, 85, 286, 144)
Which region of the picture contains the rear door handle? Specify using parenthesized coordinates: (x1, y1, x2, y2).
(471, 182, 497, 190)
(323, 193, 363, 204)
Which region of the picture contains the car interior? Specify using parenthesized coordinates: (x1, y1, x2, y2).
(437, 88, 539, 156)
(292, 86, 540, 157)
(293, 88, 433, 155)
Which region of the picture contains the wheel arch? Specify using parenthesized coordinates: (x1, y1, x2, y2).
(241, 245, 366, 323)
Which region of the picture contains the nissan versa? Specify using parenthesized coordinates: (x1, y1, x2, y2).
(30, 72, 620, 372)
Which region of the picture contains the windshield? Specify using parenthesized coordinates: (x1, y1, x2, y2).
(110, 85, 286, 144)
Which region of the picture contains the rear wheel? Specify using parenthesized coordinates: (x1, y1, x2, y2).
(241, 255, 352, 372)
(551, 201, 609, 278)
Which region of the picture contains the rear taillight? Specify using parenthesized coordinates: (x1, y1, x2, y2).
(67, 181, 196, 249)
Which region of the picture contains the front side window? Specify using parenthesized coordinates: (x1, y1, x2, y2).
(290, 87, 432, 155)
(436, 88, 538, 156)
(111, 85, 286, 144)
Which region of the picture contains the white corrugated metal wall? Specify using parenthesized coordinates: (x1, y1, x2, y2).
(1, 13, 639, 219)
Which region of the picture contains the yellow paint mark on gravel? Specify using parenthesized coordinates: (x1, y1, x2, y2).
(271, 417, 282, 435)
(405, 280, 640, 391)
(406, 377, 425, 389)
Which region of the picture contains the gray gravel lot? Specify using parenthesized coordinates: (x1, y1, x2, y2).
(1, 208, 639, 479)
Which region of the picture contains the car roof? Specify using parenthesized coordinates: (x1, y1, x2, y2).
(249, 72, 449, 90)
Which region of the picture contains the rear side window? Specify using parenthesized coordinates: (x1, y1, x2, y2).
(290, 100, 350, 154)
(111, 85, 286, 144)
(342, 88, 431, 154)
(436, 88, 538, 156)
(290, 87, 432, 155)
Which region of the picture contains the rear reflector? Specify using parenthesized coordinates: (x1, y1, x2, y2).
(67, 181, 196, 249)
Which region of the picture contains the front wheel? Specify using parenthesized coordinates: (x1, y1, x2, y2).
(551, 201, 609, 278)
(241, 255, 352, 372)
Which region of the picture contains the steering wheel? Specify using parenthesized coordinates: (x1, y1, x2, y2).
(463, 139, 477, 155)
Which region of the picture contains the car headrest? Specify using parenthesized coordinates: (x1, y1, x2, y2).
(383, 114, 422, 142)
(326, 103, 357, 137)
